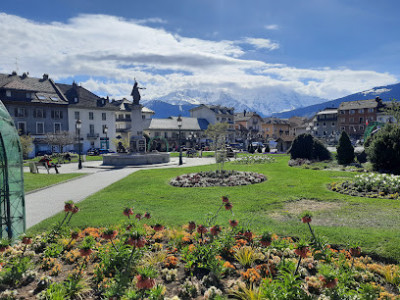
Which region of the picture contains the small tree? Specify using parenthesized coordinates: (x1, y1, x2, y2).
(205, 122, 229, 171)
(112, 137, 130, 153)
(247, 143, 255, 154)
(19, 134, 34, 159)
(366, 124, 400, 174)
(288, 133, 331, 161)
(264, 143, 270, 153)
(336, 131, 354, 165)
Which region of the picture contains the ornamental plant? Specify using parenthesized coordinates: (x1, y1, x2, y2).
(336, 131, 354, 165)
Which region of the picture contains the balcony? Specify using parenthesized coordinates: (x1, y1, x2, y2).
(116, 117, 131, 122)
(116, 127, 131, 132)
(87, 133, 99, 139)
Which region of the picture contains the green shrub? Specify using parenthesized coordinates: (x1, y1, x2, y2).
(366, 124, 400, 174)
(264, 144, 270, 153)
(288, 133, 331, 161)
(336, 131, 354, 165)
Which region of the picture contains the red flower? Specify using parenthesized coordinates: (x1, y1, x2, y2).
(294, 247, 309, 258)
(349, 247, 361, 257)
(224, 202, 233, 210)
(188, 221, 196, 232)
(126, 224, 133, 231)
(71, 206, 80, 214)
(21, 237, 32, 245)
(229, 219, 238, 227)
(123, 208, 134, 217)
(135, 213, 142, 220)
(320, 276, 338, 289)
(71, 231, 80, 240)
(144, 212, 151, 219)
(79, 248, 93, 257)
(244, 230, 253, 240)
(197, 225, 208, 234)
(101, 230, 118, 240)
(260, 240, 271, 247)
(126, 236, 146, 248)
(210, 225, 221, 236)
(153, 224, 164, 232)
(301, 216, 312, 223)
(222, 196, 229, 203)
(0, 245, 9, 252)
(136, 275, 155, 290)
(64, 202, 74, 212)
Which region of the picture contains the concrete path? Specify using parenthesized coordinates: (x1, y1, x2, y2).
(25, 157, 215, 228)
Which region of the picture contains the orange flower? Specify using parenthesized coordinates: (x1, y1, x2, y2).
(241, 268, 261, 283)
(223, 261, 236, 269)
(164, 256, 179, 268)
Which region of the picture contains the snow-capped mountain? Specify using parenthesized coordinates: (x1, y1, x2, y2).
(273, 82, 400, 118)
(144, 87, 327, 117)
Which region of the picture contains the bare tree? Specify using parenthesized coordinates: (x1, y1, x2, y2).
(43, 131, 75, 153)
(205, 122, 229, 171)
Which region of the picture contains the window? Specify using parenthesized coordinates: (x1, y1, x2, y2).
(34, 108, 45, 118)
(6, 90, 11, 97)
(332, 123, 335, 126)
(89, 124, 95, 135)
(74, 111, 80, 120)
(89, 112, 94, 120)
(155, 131, 161, 137)
(15, 108, 26, 117)
(74, 97, 78, 103)
(368, 108, 374, 113)
(50, 96, 59, 101)
(164, 132, 168, 138)
(102, 124, 107, 134)
(358, 109, 364, 113)
(350, 109, 355, 114)
(118, 114, 124, 119)
(54, 123, 61, 133)
(323, 122, 326, 126)
(18, 122, 26, 135)
(349, 117, 354, 122)
(36, 122, 44, 134)
(51, 110, 63, 119)
(340, 118, 345, 123)
(26, 93, 32, 99)
(359, 117, 364, 123)
(37, 95, 47, 100)
(340, 110, 345, 114)
(142, 115, 145, 120)
(102, 113, 106, 121)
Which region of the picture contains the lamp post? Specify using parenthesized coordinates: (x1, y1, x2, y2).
(177, 115, 183, 165)
(76, 119, 82, 169)
(104, 125, 108, 150)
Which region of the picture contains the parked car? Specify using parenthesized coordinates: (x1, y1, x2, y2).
(99, 149, 115, 155)
(87, 148, 100, 156)
(36, 150, 52, 157)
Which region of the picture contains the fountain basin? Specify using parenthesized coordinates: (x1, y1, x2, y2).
(102, 152, 170, 166)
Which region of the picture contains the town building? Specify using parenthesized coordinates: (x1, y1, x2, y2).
(338, 97, 384, 139)
(56, 82, 119, 152)
(262, 117, 290, 140)
(190, 104, 235, 142)
(144, 116, 208, 151)
(0, 72, 69, 155)
(309, 108, 339, 143)
(234, 111, 264, 143)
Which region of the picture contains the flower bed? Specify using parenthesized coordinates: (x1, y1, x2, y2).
(170, 170, 266, 187)
(331, 173, 400, 200)
(233, 154, 276, 165)
(1, 200, 400, 299)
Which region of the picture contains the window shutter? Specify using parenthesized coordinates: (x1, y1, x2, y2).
(51, 110, 54, 119)
(43, 110, 46, 118)
(60, 111, 63, 119)
(14, 108, 17, 116)
(33, 109, 36, 118)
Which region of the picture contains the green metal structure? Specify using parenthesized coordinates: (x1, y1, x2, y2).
(0, 100, 25, 239)
(363, 122, 384, 140)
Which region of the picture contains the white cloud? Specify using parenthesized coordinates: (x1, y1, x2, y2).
(0, 12, 397, 102)
(264, 24, 279, 30)
(242, 38, 280, 51)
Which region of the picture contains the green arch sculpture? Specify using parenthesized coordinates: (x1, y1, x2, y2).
(0, 100, 25, 239)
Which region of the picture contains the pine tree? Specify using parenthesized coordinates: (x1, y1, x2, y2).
(336, 131, 354, 165)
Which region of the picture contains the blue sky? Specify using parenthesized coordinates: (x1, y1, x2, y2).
(0, 0, 399, 102)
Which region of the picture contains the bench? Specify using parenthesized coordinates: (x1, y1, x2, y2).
(29, 162, 60, 174)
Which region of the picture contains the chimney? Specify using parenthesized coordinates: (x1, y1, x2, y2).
(22, 72, 28, 79)
(72, 81, 78, 89)
(11, 71, 17, 76)
(375, 96, 382, 103)
(243, 109, 246, 117)
(42, 74, 49, 80)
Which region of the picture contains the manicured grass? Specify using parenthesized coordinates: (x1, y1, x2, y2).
(24, 173, 86, 192)
(30, 155, 400, 261)
(169, 151, 215, 157)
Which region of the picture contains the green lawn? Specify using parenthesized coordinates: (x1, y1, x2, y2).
(24, 173, 86, 192)
(29, 155, 400, 261)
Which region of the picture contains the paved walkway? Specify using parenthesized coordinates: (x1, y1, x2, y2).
(25, 157, 215, 228)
